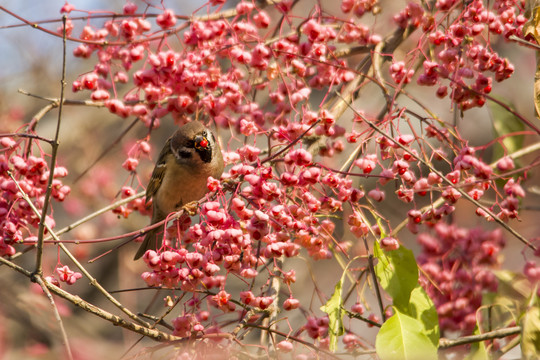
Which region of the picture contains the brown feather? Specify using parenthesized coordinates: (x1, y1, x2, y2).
(133, 121, 224, 260)
(145, 138, 171, 203)
(133, 207, 166, 260)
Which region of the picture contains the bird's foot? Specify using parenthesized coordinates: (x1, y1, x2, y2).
(182, 201, 200, 216)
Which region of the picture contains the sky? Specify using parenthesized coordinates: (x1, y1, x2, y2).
(0, 0, 208, 104)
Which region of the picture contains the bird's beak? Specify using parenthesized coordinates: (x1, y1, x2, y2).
(194, 135, 209, 150)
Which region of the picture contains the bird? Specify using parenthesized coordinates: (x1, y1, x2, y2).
(134, 121, 224, 260)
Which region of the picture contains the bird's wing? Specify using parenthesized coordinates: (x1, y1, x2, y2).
(145, 138, 171, 204)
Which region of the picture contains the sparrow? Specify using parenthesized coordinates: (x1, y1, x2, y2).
(134, 121, 224, 260)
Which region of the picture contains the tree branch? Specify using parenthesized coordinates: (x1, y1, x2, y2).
(35, 15, 68, 275)
(439, 326, 521, 349)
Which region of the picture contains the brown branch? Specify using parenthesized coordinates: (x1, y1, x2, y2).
(439, 326, 521, 349)
(344, 309, 382, 328)
(364, 237, 387, 322)
(35, 15, 68, 275)
(0, 255, 181, 341)
(34, 275, 74, 360)
(0, 132, 53, 143)
(7, 171, 149, 327)
(508, 35, 540, 50)
(44, 191, 145, 241)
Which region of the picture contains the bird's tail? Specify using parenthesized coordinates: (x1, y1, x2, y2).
(133, 230, 158, 260)
(133, 211, 164, 260)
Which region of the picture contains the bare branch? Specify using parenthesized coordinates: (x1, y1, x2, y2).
(7, 171, 149, 327)
(34, 275, 74, 360)
(35, 15, 68, 275)
(439, 326, 521, 349)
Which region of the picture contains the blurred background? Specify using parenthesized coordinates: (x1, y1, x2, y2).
(1, 1, 539, 359)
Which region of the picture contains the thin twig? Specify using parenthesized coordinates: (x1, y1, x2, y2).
(19, 89, 106, 107)
(0, 132, 53, 143)
(364, 238, 386, 322)
(35, 15, 68, 275)
(34, 275, 74, 360)
(439, 326, 521, 349)
(508, 35, 540, 50)
(18, 89, 107, 132)
(260, 258, 282, 351)
(259, 119, 322, 165)
(336, 92, 537, 251)
(26, 101, 56, 134)
(44, 191, 145, 241)
(7, 172, 149, 327)
(73, 117, 139, 183)
(245, 323, 343, 360)
(498, 333, 521, 355)
(345, 309, 382, 328)
(59, 243, 148, 326)
(0, 255, 180, 342)
(391, 140, 540, 237)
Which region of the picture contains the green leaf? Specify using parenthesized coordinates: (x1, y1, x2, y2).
(373, 241, 439, 356)
(320, 270, 346, 351)
(375, 216, 388, 238)
(374, 241, 418, 307)
(465, 326, 489, 360)
(521, 303, 540, 360)
(405, 285, 440, 347)
(376, 309, 438, 360)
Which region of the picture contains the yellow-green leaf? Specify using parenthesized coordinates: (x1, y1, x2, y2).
(320, 270, 346, 351)
(374, 241, 418, 306)
(406, 285, 440, 347)
(376, 309, 438, 360)
(521, 303, 540, 359)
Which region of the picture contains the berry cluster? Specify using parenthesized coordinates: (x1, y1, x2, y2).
(62, 2, 381, 133)
(138, 148, 361, 292)
(524, 260, 540, 294)
(417, 223, 505, 334)
(391, 0, 524, 110)
(0, 137, 70, 257)
(349, 124, 517, 234)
